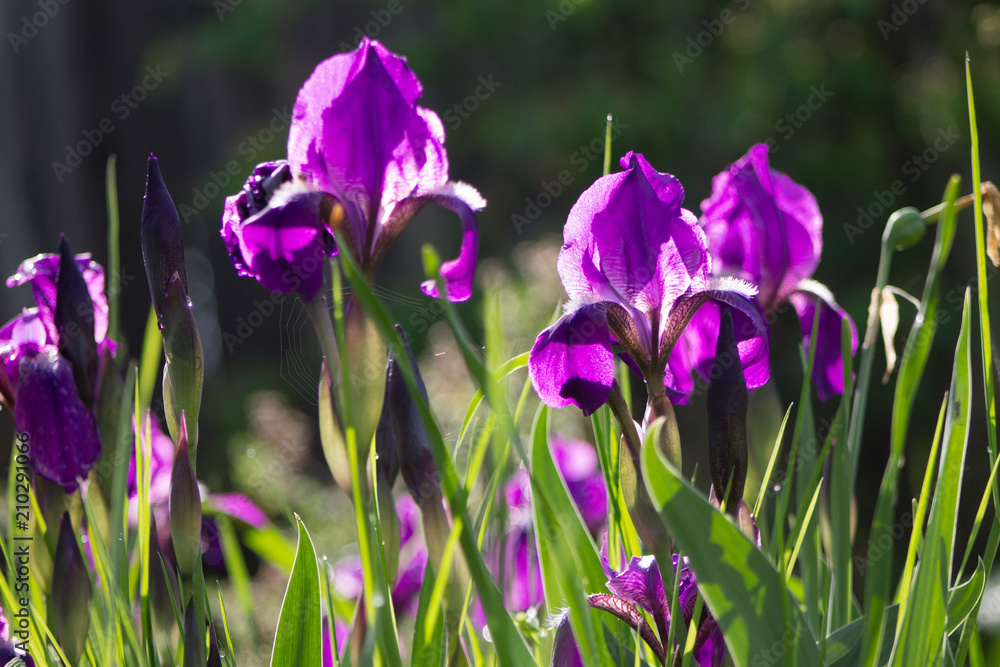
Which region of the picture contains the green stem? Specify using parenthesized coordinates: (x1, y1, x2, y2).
(846, 241, 893, 487)
(303, 294, 340, 376)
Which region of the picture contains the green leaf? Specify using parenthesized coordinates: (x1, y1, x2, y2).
(411, 561, 445, 667)
(860, 174, 961, 666)
(641, 438, 818, 666)
(893, 289, 973, 664)
(530, 405, 611, 666)
(270, 516, 322, 667)
(947, 559, 986, 635)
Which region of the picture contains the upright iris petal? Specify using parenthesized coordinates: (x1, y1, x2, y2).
(224, 38, 485, 302)
(529, 152, 769, 413)
(698, 144, 857, 401)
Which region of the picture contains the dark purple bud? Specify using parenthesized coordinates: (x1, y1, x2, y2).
(49, 513, 91, 666)
(381, 325, 440, 508)
(183, 597, 206, 666)
(208, 623, 223, 667)
(55, 236, 98, 405)
(141, 155, 187, 318)
(149, 513, 181, 637)
(707, 309, 748, 513)
(169, 414, 201, 576)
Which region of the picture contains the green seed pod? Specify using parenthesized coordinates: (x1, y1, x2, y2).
(882, 207, 926, 251)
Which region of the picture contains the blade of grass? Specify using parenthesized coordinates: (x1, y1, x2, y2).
(859, 174, 961, 667)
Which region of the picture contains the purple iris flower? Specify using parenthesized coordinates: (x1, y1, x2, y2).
(472, 437, 607, 627)
(0, 250, 112, 489)
(0, 605, 34, 666)
(223, 38, 485, 302)
(528, 152, 768, 415)
(697, 144, 857, 401)
(551, 553, 723, 667)
(334, 494, 428, 617)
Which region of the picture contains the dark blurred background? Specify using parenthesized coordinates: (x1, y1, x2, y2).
(3, 0, 1000, 647)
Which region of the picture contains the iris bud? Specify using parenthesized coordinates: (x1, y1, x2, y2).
(343, 299, 387, 462)
(379, 326, 439, 508)
(141, 155, 187, 318)
(54, 236, 98, 405)
(183, 598, 206, 667)
(706, 309, 748, 514)
(318, 360, 354, 495)
(161, 274, 203, 448)
(882, 207, 926, 251)
(50, 513, 91, 667)
(169, 414, 202, 577)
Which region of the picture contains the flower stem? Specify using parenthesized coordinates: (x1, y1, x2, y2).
(303, 293, 341, 375)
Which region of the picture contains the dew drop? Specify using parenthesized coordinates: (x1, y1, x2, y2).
(772, 484, 782, 493)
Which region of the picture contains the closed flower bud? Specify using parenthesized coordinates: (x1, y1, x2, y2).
(141, 155, 187, 318)
(49, 513, 91, 667)
(882, 207, 926, 251)
(380, 326, 440, 508)
(54, 236, 98, 406)
(169, 415, 202, 576)
(707, 309, 748, 513)
(183, 598, 206, 667)
(343, 300, 387, 461)
(318, 360, 354, 496)
(161, 274, 203, 448)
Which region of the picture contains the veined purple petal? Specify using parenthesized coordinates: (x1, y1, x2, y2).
(601, 554, 670, 642)
(701, 143, 821, 309)
(666, 278, 770, 400)
(558, 154, 709, 343)
(789, 281, 858, 402)
(288, 38, 448, 257)
(14, 348, 100, 490)
(7, 253, 108, 345)
(528, 304, 614, 416)
(0, 309, 50, 390)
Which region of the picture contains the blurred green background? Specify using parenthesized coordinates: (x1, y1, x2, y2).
(4, 0, 1000, 660)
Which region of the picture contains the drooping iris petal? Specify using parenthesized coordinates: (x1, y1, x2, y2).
(528, 304, 614, 416)
(206, 493, 269, 529)
(789, 281, 858, 402)
(224, 180, 333, 301)
(666, 282, 770, 401)
(413, 184, 485, 302)
(288, 38, 448, 258)
(0, 309, 50, 388)
(14, 348, 100, 490)
(701, 143, 821, 308)
(550, 613, 585, 667)
(6, 253, 109, 345)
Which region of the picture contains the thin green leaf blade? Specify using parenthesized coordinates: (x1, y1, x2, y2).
(641, 436, 818, 666)
(270, 516, 322, 667)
